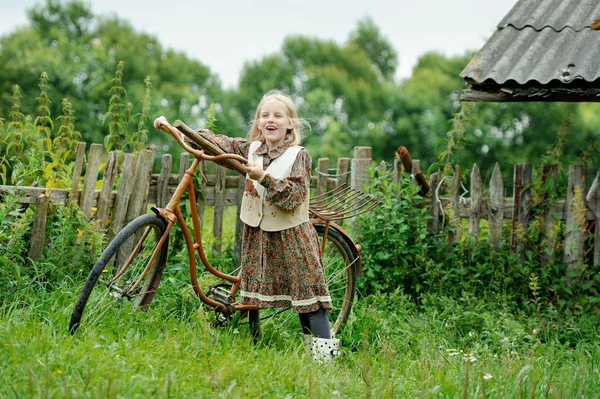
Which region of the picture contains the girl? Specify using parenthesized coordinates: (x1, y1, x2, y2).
(154, 90, 338, 361)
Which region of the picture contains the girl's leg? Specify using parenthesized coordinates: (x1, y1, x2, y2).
(298, 307, 331, 339)
(299, 308, 339, 362)
(299, 312, 312, 335)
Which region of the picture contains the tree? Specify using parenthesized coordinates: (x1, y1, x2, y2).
(347, 16, 398, 81)
(0, 0, 242, 159)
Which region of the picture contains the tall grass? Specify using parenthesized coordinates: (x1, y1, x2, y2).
(1, 282, 599, 398)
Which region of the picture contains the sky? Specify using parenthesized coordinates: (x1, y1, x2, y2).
(0, 0, 518, 88)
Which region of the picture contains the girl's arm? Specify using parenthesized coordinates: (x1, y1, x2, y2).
(196, 129, 251, 158)
(260, 148, 311, 212)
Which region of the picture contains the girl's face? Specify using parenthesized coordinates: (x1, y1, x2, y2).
(257, 99, 292, 149)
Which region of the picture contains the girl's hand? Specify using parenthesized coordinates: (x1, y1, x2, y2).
(154, 116, 168, 130)
(244, 162, 265, 181)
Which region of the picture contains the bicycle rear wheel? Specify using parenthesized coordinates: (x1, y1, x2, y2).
(252, 224, 357, 337)
(315, 224, 357, 335)
(69, 214, 169, 333)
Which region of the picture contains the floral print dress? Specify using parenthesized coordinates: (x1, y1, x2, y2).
(198, 131, 332, 313)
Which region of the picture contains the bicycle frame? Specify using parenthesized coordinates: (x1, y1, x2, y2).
(127, 119, 361, 318)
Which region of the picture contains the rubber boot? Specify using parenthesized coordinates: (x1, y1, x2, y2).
(303, 334, 313, 350)
(311, 337, 340, 363)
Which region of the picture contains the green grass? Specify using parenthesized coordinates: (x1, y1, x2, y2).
(1, 280, 599, 398)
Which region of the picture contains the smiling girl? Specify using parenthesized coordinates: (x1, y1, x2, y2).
(154, 90, 339, 362)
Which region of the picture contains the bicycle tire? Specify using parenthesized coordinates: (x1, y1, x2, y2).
(314, 224, 357, 335)
(69, 214, 169, 333)
(252, 224, 357, 337)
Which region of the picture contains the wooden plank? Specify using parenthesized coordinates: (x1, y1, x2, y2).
(541, 164, 558, 265)
(95, 151, 118, 227)
(0, 185, 69, 204)
(234, 174, 245, 267)
(29, 191, 51, 261)
(178, 153, 190, 183)
(196, 160, 207, 230)
(587, 169, 600, 266)
(563, 164, 587, 275)
(393, 158, 402, 184)
(336, 158, 351, 188)
(125, 149, 155, 224)
(212, 165, 226, 254)
(468, 164, 482, 240)
(447, 165, 461, 244)
(351, 147, 372, 191)
(79, 143, 103, 218)
(69, 142, 86, 203)
(510, 163, 532, 255)
(157, 154, 172, 208)
(109, 153, 137, 240)
(488, 163, 504, 249)
(429, 171, 440, 233)
(316, 158, 329, 197)
(438, 197, 588, 221)
(411, 160, 420, 188)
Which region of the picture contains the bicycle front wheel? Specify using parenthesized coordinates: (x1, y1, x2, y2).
(69, 214, 169, 333)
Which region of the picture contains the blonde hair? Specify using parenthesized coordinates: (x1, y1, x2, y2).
(247, 90, 308, 146)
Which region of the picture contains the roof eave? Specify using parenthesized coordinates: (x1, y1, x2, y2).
(460, 83, 600, 102)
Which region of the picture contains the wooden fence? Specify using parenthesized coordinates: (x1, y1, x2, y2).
(1, 142, 598, 269)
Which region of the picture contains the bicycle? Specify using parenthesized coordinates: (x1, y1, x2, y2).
(68, 119, 378, 338)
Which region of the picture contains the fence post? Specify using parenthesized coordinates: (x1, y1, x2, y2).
(124, 149, 155, 225)
(429, 171, 440, 233)
(510, 163, 532, 256)
(96, 151, 118, 227)
(564, 164, 587, 277)
(588, 169, 600, 266)
(234, 174, 245, 267)
(80, 143, 103, 218)
(447, 165, 461, 244)
(336, 158, 351, 188)
(351, 147, 372, 191)
(488, 163, 504, 249)
(541, 164, 558, 265)
(29, 191, 50, 261)
(212, 165, 226, 254)
(316, 158, 329, 196)
(109, 153, 136, 240)
(157, 154, 172, 208)
(69, 142, 86, 203)
(468, 163, 482, 241)
(196, 160, 207, 229)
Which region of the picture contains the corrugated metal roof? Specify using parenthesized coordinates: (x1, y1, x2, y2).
(499, 0, 600, 32)
(460, 0, 600, 86)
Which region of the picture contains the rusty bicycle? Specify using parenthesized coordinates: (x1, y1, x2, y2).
(68, 119, 378, 337)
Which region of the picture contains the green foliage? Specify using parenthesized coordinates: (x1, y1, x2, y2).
(355, 163, 600, 317)
(0, 192, 104, 304)
(356, 166, 434, 295)
(39, 201, 105, 279)
(0, 74, 82, 188)
(102, 60, 151, 153)
(0, 0, 239, 166)
(0, 192, 33, 290)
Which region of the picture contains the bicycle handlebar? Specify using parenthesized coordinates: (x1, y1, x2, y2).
(155, 118, 249, 171)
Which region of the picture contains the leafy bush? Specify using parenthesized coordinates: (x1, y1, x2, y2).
(0, 193, 104, 303)
(355, 165, 600, 317)
(355, 168, 434, 295)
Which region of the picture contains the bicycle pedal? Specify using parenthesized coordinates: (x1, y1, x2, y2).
(208, 284, 233, 303)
